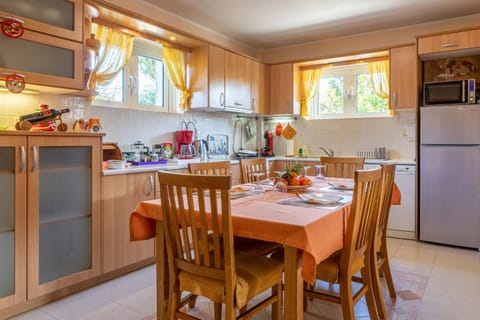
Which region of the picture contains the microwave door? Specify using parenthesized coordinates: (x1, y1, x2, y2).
(425, 83, 464, 105)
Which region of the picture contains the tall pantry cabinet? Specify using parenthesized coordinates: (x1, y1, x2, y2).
(0, 132, 102, 308)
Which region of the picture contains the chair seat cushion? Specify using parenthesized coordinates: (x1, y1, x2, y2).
(315, 250, 365, 283)
(179, 251, 283, 308)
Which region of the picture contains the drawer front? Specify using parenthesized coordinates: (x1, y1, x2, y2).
(418, 29, 480, 55)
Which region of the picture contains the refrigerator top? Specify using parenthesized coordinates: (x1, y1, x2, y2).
(420, 104, 480, 145)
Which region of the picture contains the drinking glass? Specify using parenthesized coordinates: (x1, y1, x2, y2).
(303, 166, 311, 176)
(315, 165, 326, 179)
(251, 172, 265, 193)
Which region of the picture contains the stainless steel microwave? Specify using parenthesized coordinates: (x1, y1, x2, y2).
(423, 79, 476, 106)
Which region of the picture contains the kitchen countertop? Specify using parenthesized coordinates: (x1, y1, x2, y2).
(102, 156, 415, 175)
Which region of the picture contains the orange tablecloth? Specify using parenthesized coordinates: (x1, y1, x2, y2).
(130, 178, 401, 284)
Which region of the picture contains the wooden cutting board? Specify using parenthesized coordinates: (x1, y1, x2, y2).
(282, 123, 297, 140)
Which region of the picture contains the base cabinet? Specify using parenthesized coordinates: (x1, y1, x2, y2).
(101, 172, 156, 273)
(0, 132, 102, 315)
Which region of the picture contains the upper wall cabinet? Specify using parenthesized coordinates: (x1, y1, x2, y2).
(390, 45, 419, 109)
(251, 60, 267, 114)
(417, 28, 480, 59)
(0, 0, 83, 90)
(0, 0, 83, 42)
(188, 44, 259, 113)
(269, 63, 300, 115)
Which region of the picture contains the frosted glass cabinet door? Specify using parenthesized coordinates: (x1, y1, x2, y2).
(0, 0, 83, 42)
(0, 137, 26, 309)
(27, 136, 101, 299)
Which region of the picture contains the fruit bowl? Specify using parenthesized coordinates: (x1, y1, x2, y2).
(285, 184, 312, 191)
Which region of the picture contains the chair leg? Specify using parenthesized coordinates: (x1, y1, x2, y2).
(370, 257, 387, 319)
(380, 245, 396, 299)
(339, 277, 355, 320)
(361, 267, 380, 320)
(214, 303, 222, 320)
(271, 283, 282, 320)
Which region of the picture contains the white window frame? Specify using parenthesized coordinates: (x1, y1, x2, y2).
(92, 37, 181, 114)
(310, 63, 391, 120)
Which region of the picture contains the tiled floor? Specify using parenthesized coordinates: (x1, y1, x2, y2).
(10, 238, 480, 320)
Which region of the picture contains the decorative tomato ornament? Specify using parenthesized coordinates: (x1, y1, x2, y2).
(275, 122, 283, 136)
(5, 73, 25, 93)
(1, 18, 24, 38)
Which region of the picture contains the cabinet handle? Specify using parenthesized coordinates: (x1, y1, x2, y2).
(31, 145, 38, 172)
(252, 98, 256, 109)
(147, 175, 154, 196)
(220, 92, 224, 106)
(440, 43, 460, 48)
(20, 145, 26, 173)
(393, 92, 398, 107)
(234, 101, 243, 106)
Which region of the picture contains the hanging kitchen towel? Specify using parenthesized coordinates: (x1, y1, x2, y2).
(282, 123, 297, 140)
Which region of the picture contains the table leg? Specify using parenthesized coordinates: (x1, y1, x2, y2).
(156, 221, 168, 320)
(284, 246, 303, 320)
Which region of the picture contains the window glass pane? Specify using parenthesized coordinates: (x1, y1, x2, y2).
(319, 76, 344, 114)
(138, 56, 164, 106)
(95, 71, 124, 103)
(356, 73, 388, 112)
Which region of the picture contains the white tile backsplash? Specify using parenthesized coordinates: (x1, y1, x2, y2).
(0, 92, 416, 161)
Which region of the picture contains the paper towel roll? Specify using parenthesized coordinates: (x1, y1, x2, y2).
(286, 139, 294, 156)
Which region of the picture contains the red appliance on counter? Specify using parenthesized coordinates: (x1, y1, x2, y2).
(174, 130, 194, 155)
(261, 130, 274, 157)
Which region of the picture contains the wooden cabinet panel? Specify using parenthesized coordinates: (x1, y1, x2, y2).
(252, 60, 267, 114)
(101, 172, 155, 273)
(0, 0, 83, 42)
(418, 28, 480, 56)
(225, 51, 252, 112)
(0, 136, 27, 310)
(269, 63, 296, 114)
(0, 29, 83, 90)
(390, 45, 419, 109)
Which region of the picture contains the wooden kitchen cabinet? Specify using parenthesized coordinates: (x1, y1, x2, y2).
(0, 0, 83, 42)
(417, 28, 480, 56)
(26, 134, 102, 299)
(189, 45, 226, 110)
(390, 45, 419, 109)
(101, 172, 155, 274)
(251, 60, 268, 114)
(225, 51, 253, 112)
(0, 136, 27, 310)
(269, 63, 300, 115)
(0, 0, 83, 90)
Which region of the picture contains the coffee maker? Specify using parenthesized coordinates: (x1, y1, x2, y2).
(261, 130, 274, 157)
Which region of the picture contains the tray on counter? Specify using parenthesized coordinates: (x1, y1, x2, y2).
(127, 160, 168, 166)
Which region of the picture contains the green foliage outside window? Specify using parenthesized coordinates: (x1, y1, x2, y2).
(356, 73, 388, 112)
(319, 76, 344, 114)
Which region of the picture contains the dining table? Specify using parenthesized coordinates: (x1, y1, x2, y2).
(129, 175, 401, 320)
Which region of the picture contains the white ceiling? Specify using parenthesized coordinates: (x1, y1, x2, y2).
(144, 0, 480, 49)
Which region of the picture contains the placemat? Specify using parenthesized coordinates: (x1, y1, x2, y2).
(277, 196, 351, 209)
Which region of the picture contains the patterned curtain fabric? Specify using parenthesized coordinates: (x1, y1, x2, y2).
(299, 68, 322, 118)
(88, 24, 134, 93)
(162, 46, 191, 112)
(368, 60, 390, 100)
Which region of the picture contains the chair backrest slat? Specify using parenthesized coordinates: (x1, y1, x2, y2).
(320, 157, 365, 178)
(240, 158, 267, 183)
(188, 160, 231, 176)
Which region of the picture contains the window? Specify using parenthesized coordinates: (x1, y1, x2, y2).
(93, 38, 179, 113)
(312, 63, 389, 119)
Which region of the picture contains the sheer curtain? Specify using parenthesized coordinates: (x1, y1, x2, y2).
(162, 46, 191, 112)
(88, 24, 134, 93)
(299, 67, 322, 118)
(368, 60, 389, 100)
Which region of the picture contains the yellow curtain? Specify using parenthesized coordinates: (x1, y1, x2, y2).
(299, 68, 322, 118)
(162, 46, 191, 112)
(88, 24, 134, 93)
(368, 60, 389, 99)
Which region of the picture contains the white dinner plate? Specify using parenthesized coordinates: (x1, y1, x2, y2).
(328, 182, 354, 190)
(297, 193, 344, 205)
(230, 187, 253, 199)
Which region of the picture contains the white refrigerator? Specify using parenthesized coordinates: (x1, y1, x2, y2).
(419, 104, 480, 249)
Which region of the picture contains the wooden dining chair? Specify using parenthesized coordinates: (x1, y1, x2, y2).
(188, 160, 231, 176)
(369, 163, 397, 319)
(320, 157, 365, 178)
(239, 158, 268, 183)
(303, 167, 383, 320)
(158, 171, 283, 320)
(188, 159, 280, 257)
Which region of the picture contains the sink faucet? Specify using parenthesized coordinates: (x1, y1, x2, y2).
(319, 146, 334, 157)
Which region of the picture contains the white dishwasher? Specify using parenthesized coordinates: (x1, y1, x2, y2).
(365, 163, 416, 239)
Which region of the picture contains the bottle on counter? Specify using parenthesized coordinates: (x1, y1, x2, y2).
(19, 108, 70, 124)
